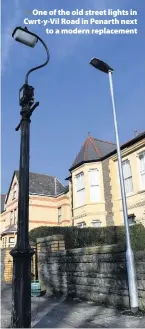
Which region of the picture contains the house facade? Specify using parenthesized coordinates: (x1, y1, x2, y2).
(67, 131, 145, 227)
(0, 172, 71, 248)
(1, 131, 145, 248)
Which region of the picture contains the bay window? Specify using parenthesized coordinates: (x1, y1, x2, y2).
(75, 172, 85, 207)
(89, 169, 100, 202)
(122, 160, 133, 195)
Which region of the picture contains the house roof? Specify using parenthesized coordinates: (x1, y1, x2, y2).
(0, 194, 6, 213)
(69, 131, 145, 171)
(15, 171, 65, 196)
(70, 133, 116, 170)
(62, 185, 69, 194)
(5, 171, 68, 203)
(1, 225, 17, 236)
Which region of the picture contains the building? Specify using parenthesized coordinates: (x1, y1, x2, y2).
(1, 130, 145, 248)
(0, 194, 6, 213)
(67, 131, 145, 228)
(0, 172, 71, 248)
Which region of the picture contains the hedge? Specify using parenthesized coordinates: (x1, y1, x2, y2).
(29, 224, 145, 251)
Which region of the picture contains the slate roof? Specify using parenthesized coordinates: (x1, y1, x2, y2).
(0, 194, 6, 213)
(70, 131, 145, 171)
(71, 133, 116, 170)
(63, 185, 69, 194)
(1, 225, 17, 236)
(15, 171, 65, 196)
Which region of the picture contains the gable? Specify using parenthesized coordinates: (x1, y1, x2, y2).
(5, 172, 19, 206)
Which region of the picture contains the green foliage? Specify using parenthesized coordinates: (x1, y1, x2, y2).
(29, 224, 145, 251)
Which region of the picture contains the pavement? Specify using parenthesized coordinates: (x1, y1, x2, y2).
(1, 284, 145, 328)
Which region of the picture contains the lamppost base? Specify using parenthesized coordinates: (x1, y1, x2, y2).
(10, 246, 35, 328)
(131, 307, 139, 314)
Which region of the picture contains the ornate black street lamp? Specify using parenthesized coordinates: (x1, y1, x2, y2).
(10, 26, 50, 328)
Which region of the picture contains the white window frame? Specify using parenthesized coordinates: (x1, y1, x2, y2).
(10, 211, 13, 226)
(4, 236, 7, 248)
(138, 151, 145, 190)
(92, 220, 101, 227)
(122, 159, 133, 195)
(75, 172, 85, 207)
(128, 214, 136, 226)
(58, 207, 62, 223)
(77, 221, 86, 228)
(2, 237, 5, 248)
(14, 209, 17, 224)
(88, 168, 100, 203)
(8, 237, 15, 248)
(13, 184, 17, 199)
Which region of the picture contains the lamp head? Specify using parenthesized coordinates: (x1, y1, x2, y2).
(12, 26, 38, 48)
(90, 58, 114, 74)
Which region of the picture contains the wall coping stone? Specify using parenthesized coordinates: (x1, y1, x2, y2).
(37, 244, 125, 256)
(37, 234, 64, 243)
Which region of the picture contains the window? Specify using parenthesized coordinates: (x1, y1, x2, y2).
(139, 151, 145, 190)
(4, 237, 7, 248)
(2, 238, 5, 248)
(75, 172, 85, 207)
(88, 169, 100, 202)
(128, 214, 136, 226)
(14, 209, 17, 224)
(92, 220, 101, 227)
(122, 160, 133, 195)
(13, 184, 17, 199)
(58, 207, 62, 223)
(10, 211, 13, 226)
(9, 237, 15, 243)
(8, 237, 15, 247)
(77, 221, 86, 228)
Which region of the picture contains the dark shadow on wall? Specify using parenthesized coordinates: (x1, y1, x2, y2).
(33, 242, 145, 328)
(36, 231, 145, 322)
(38, 243, 130, 310)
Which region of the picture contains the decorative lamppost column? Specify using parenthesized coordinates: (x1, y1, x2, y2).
(10, 26, 50, 328)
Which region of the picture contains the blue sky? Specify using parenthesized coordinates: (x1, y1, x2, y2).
(1, 0, 145, 193)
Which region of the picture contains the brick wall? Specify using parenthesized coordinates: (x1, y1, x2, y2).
(102, 159, 114, 226)
(1, 248, 6, 282)
(1, 243, 36, 284)
(37, 235, 145, 310)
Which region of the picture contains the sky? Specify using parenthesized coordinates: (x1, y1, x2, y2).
(1, 0, 145, 193)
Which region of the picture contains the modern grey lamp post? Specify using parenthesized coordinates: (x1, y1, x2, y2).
(89, 58, 138, 313)
(10, 26, 50, 328)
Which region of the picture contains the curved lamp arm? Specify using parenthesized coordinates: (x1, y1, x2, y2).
(25, 34, 50, 84)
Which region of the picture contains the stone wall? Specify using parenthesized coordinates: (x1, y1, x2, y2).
(37, 236, 145, 310)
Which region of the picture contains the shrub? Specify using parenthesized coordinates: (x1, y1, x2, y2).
(29, 224, 145, 251)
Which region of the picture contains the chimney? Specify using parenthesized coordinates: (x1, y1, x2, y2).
(134, 129, 138, 137)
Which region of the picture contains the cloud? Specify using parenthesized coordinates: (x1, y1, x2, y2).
(1, 0, 22, 72)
